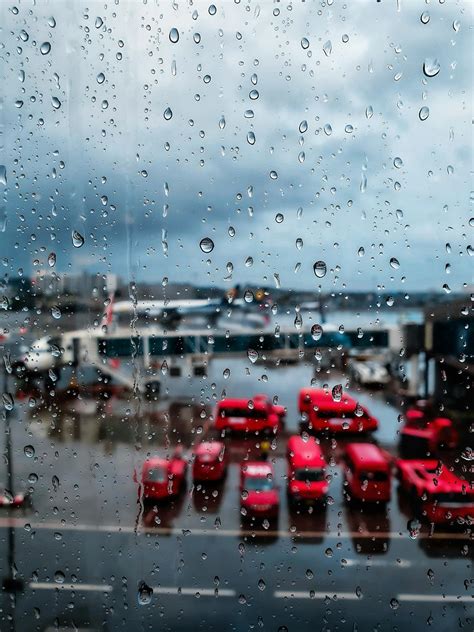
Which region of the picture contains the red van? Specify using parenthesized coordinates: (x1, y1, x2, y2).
(298, 388, 378, 434)
(192, 441, 227, 482)
(240, 461, 280, 522)
(344, 443, 391, 503)
(396, 459, 474, 525)
(215, 397, 283, 434)
(286, 435, 328, 505)
(138, 451, 187, 502)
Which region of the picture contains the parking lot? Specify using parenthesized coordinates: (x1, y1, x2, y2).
(1, 358, 472, 631)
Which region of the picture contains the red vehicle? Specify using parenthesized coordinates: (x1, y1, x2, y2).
(138, 450, 187, 502)
(286, 435, 328, 505)
(298, 388, 378, 433)
(396, 459, 474, 525)
(343, 443, 391, 503)
(401, 408, 458, 455)
(215, 396, 284, 435)
(240, 461, 280, 522)
(192, 441, 227, 482)
(0, 488, 27, 508)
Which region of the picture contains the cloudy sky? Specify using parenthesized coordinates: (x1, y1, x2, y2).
(1, 0, 472, 296)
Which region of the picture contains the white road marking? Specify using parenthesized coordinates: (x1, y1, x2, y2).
(397, 593, 473, 603)
(345, 559, 412, 568)
(0, 517, 470, 540)
(152, 587, 236, 597)
(275, 590, 359, 600)
(29, 582, 112, 593)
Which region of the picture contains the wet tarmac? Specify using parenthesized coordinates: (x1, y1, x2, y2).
(1, 359, 472, 631)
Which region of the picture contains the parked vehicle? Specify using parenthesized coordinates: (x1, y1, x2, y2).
(192, 441, 227, 482)
(138, 449, 187, 502)
(396, 459, 474, 525)
(298, 388, 378, 433)
(240, 461, 279, 522)
(286, 435, 328, 505)
(343, 443, 392, 503)
(348, 359, 390, 387)
(400, 408, 458, 455)
(215, 396, 284, 435)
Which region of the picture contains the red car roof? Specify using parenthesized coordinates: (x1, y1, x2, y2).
(287, 435, 326, 467)
(217, 398, 267, 410)
(346, 443, 389, 469)
(241, 461, 273, 478)
(300, 388, 358, 412)
(193, 441, 224, 458)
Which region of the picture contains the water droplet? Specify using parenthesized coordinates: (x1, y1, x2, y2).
(345, 124, 354, 134)
(51, 306, 61, 320)
(393, 157, 403, 169)
(40, 42, 51, 55)
(20, 30, 29, 42)
(313, 261, 327, 278)
(169, 28, 179, 43)
(366, 105, 373, 119)
(3, 393, 14, 411)
(244, 109, 254, 119)
(298, 151, 305, 163)
(342, 34, 349, 43)
(208, 4, 217, 15)
(164, 107, 173, 120)
(219, 115, 226, 130)
(407, 517, 421, 539)
(299, 120, 308, 134)
(24, 445, 35, 458)
(358, 247, 365, 257)
(323, 123, 332, 136)
(325, 547, 333, 558)
(389, 257, 400, 269)
(423, 58, 440, 78)
(244, 290, 254, 303)
(0, 166, 7, 186)
(194, 32, 201, 44)
(258, 579, 266, 591)
(294, 312, 303, 330)
(15, 100, 24, 109)
(419, 106, 429, 121)
(95, 17, 104, 29)
(54, 571, 65, 584)
(223, 368, 230, 379)
(247, 131, 256, 145)
(247, 349, 258, 364)
(96, 72, 105, 84)
(390, 598, 399, 610)
(305, 569, 314, 579)
(52, 96, 61, 110)
(420, 11, 430, 24)
(72, 230, 85, 248)
(323, 40, 332, 56)
(453, 19, 460, 32)
(270, 170, 278, 180)
(199, 237, 214, 253)
(301, 37, 310, 50)
(332, 384, 342, 402)
(311, 324, 323, 341)
(137, 581, 153, 605)
(296, 238, 303, 250)
(386, 296, 394, 307)
(48, 17, 56, 28)
(275, 213, 284, 224)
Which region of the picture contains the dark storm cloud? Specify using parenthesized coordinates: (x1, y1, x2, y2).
(1, 0, 471, 292)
